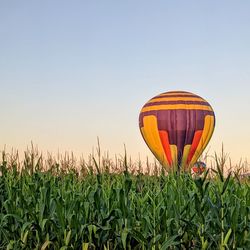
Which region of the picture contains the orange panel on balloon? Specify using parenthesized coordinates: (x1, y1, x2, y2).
(187, 130, 203, 164)
(159, 130, 172, 166)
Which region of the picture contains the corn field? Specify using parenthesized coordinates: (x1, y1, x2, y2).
(0, 148, 249, 249)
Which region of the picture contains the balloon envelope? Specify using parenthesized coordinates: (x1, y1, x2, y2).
(139, 91, 215, 171)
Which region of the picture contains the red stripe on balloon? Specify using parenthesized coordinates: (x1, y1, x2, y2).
(159, 130, 173, 165)
(187, 130, 203, 164)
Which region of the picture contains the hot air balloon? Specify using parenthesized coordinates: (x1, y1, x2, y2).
(139, 91, 215, 172)
(192, 161, 206, 174)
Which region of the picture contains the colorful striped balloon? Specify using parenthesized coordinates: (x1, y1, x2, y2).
(192, 161, 206, 174)
(139, 91, 215, 171)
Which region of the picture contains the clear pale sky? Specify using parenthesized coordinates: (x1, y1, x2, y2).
(1, 1, 250, 164)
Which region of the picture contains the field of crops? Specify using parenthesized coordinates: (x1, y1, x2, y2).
(0, 149, 249, 249)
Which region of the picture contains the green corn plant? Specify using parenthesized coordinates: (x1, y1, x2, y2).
(0, 146, 249, 249)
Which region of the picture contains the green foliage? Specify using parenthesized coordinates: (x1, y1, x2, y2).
(0, 150, 249, 249)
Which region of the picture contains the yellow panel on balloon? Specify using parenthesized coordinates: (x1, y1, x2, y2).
(181, 144, 192, 170)
(170, 145, 178, 167)
(141, 115, 169, 166)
